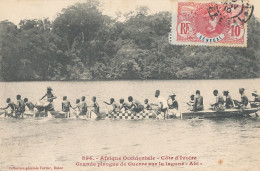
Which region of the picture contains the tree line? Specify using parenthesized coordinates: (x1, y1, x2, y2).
(0, 0, 260, 81)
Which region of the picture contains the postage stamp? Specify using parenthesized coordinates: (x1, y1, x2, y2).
(169, 0, 254, 47)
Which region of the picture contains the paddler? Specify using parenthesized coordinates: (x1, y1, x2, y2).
(104, 98, 120, 112)
(151, 90, 168, 118)
(187, 95, 195, 111)
(80, 96, 88, 116)
(16, 95, 26, 118)
(89, 96, 100, 117)
(168, 92, 178, 110)
(73, 99, 81, 116)
(119, 98, 129, 111)
(193, 90, 204, 111)
(223, 91, 234, 109)
(210, 90, 225, 111)
(144, 99, 152, 110)
(0, 98, 16, 117)
(250, 90, 260, 108)
(234, 88, 249, 112)
(127, 96, 144, 113)
(252, 90, 260, 102)
(40, 86, 57, 116)
(24, 98, 35, 111)
(62, 96, 72, 118)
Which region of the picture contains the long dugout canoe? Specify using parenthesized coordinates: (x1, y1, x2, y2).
(181, 108, 259, 119)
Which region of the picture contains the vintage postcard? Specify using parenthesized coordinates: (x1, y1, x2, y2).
(0, 0, 260, 171)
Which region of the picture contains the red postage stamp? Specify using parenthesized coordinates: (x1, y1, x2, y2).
(169, 0, 254, 47)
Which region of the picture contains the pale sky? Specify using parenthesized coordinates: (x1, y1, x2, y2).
(0, 0, 259, 24)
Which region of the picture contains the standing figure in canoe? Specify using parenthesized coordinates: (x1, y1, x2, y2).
(234, 88, 249, 112)
(210, 90, 225, 112)
(0, 98, 16, 118)
(40, 86, 57, 116)
(62, 96, 72, 118)
(152, 90, 168, 118)
(104, 98, 120, 113)
(193, 90, 204, 111)
(16, 95, 26, 118)
(127, 96, 144, 113)
(223, 91, 234, 109)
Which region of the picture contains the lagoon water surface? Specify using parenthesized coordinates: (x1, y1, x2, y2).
(0, 79, 260, 171)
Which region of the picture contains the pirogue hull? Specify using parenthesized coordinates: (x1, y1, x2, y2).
(181, 108, 259, 119)
(1, 108, 259, 120)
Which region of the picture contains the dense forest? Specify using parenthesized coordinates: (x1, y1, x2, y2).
(0, 0, 260, 81)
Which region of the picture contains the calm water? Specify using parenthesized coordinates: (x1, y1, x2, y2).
(0, 79, 260, 171)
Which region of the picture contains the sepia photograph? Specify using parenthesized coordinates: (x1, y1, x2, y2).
(0, 0, 260, 170)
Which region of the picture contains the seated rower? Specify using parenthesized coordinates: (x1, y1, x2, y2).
(250, 90, 260, 108)
(168, 92, 178, 110)
(151, 90, 168, 118)
(0, 98, 16, 117)
(62, 96, 72, 118)
(16, 95, 26, 118)
(128, 96, 144, 113)
(104, 98, 120, 112)
(24, 98, 35, 111)
(187, 95, 195, 110)
(193, 90, 204, 111)
(72, 99, 81, 117)
(210, 90, 225, 112)
(89, 96, 100, 118)
(234, 88, 249, 112)
(144, 99, 152, 110)
(80, 96, 88, 116)
(252, 90, 260, 102)
(223, 91, 234, 109)
(119, 99, 129, 111)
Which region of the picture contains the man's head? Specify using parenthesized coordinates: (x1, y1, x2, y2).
(196, 90, 200, 95)
(81, 96, 85, 101)
(76, 99, 80, 104)
(144, 99, 148, 104)
(47, 86, 52, 92)
(223, 91, 229, 96)
(24, 98, 28, 103)
(239, 88, 245, 95)
(190, 95, 195, 100)
(110, 98, 115, 104)
(119, 99, 124, 104)
(155, 90, 160, 98)
(6, 98, 11, 103)
(92, 96, 96, 102)
(63, 96, 67, 100)
(128, 96, 133, 102)
(213, 90, 218, 96)
(17, 95, 21, 100)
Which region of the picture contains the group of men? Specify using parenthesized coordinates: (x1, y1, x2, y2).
(1, 87, 259, 119)
(189, 88, 259, 112)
